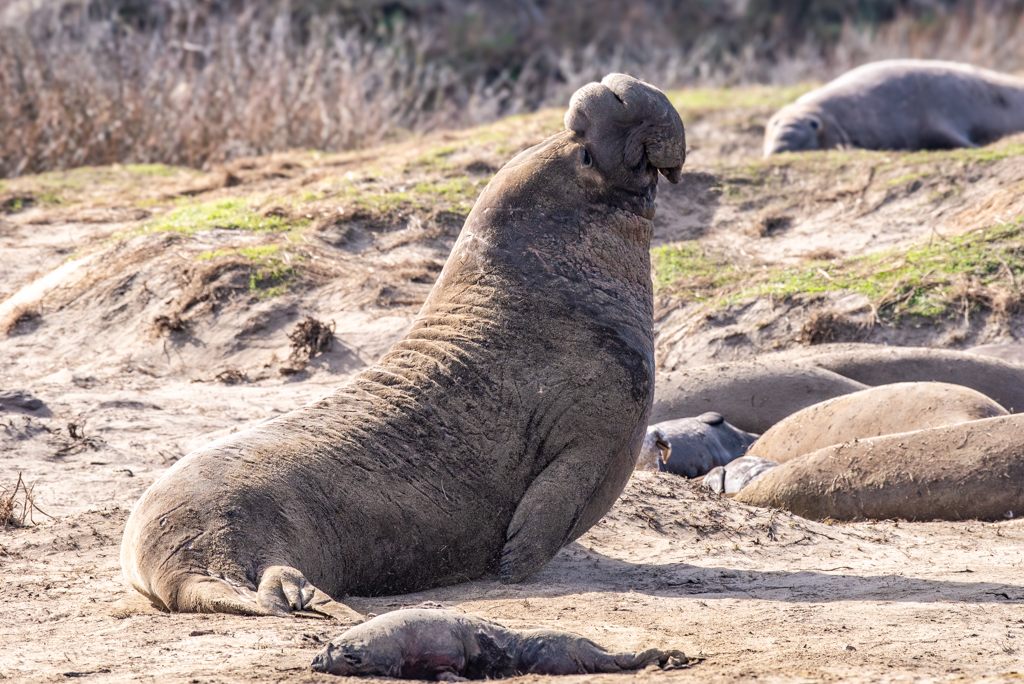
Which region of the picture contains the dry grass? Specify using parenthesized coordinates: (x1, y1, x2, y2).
(0, 1, 1021, 178)
(1, 473, 51, 529)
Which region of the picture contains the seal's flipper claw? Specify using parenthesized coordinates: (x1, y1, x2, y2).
(256, 565, 362, 622)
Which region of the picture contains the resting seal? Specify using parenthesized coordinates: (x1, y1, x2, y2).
(968, 343, 1024, 366)
(793, 345, 1024, 413)
(636, 412, 757, 477)
(652, 360, 867, 433)
(764, 59, 1024, 156)
(310, 608, 692, 679)
(119, 74, 686, 616)
(736, 413, 1024, 521)
(702, 456, 777, 496)
(748, 381, 1007, 464)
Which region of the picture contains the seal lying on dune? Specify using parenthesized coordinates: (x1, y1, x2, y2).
(119, 74, 686, 616)
(736, 414, 1024, 521)
(748, 381, 1008, 464)
(636, 412, 757, 477)
(310, 608, 692, 679)
(764, 59, 1024, 156)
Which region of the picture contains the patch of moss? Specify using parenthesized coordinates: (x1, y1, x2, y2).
(146, 198, 306, 235)
(196, 243, 298, 298)
(670, 83, 816, 113)
(658, 219, 1024, 321)
(5, 163, 197, 206)
(652, 242, 740, 297)
(898, 141, 1024, 165)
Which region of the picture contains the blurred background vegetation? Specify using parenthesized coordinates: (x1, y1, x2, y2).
(1, 0, 1022, 177)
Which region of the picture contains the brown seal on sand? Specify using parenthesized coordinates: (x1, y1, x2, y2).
(119, 73, 685, 617)
(652, 359, 867, 434)
(764, 59, 1024, 156)
(736, 414, 1024, 521)
(310, 608, 693, 679)
(748, 381, 1007, 464)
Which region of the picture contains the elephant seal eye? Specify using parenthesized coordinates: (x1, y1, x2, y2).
(808, 119, 820, 130)
(580, 147, 593, 167)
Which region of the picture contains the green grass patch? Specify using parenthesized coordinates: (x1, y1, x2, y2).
(197, 243, 298, 298)
(670, 83, 816, 113)
(146, 198, 306, 235)
(657, 218, 1024, 320)
(652, 242, 740, 295)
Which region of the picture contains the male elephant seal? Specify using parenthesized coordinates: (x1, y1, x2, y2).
(702, 456, 778, 496)
(764, 59, 1024, 156)
(736, 414, 1024, 521)
(636, 412, 757, 477)
(748, 381, 1007, 464)
(119, 74, 686, 616)
(310, 608, 692, 679)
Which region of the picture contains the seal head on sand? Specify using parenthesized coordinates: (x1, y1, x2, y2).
(119, 73, 686, 617)
(636, 412, 757, 478)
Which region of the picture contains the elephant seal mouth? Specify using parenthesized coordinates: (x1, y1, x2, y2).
(637, 175, 660, 219)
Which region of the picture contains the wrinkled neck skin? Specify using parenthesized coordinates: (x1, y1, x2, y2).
(413, 131, 656, 344)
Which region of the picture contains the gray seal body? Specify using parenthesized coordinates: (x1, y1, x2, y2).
(637, 412, 757, 478)
(119, 74, 686, 617)
(310, 608, 690, 679)
(703, 456, 778, 496)
(765, 59, 1024, 156)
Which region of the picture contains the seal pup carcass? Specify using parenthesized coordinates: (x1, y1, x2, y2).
(764, 59, 1024, 156)
(310, 608, 692, 679)
(119, 74, 686, 616)
(636, 412, 757, 477)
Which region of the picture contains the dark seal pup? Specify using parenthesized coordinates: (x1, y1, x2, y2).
(764, 59, 1024, 156)
(310, 608, 692, 679)
(119, 74, 686, 617)
(636, 412, 757, 477)
(703, 456, 778, 496)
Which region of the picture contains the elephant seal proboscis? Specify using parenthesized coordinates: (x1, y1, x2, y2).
(748, 381, 1007, 464)
(310, 608, 694, 679)
(652, 359, 868, 433)
(736, 414, 1024, 521)
(119, 74, 686, 617)
(764, 59, 1024, 156)
(702, 456, 778, 496)
(636, 412, 757, 478)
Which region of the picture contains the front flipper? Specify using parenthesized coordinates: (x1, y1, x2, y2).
(920, 123, 976, 150)
(500, 442, 624, 583)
